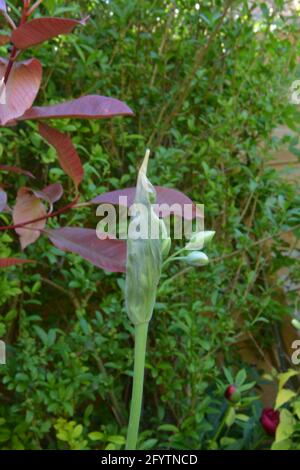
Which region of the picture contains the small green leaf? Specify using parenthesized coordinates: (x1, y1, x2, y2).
(88, 432, 104, 441)
(278, 370, 298, 391)
(275, 389, 296, 409)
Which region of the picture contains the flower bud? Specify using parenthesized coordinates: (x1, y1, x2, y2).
(182, 251, 209, 267)
(125, 151, 162, 325)
(260, 408, 280, 436)
(225, 385, 241, 403)
(159, 218, 171, 258)
(185, 231, 215, 251)
(292, 318, 300, 331)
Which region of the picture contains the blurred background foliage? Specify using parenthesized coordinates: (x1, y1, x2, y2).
(0, 0, 300, 450)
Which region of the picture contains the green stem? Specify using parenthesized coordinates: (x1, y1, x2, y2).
(126, 322, 149, 450)
(210, 406, 230, 447)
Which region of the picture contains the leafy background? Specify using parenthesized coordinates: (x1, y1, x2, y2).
(0, 0, 300, 450)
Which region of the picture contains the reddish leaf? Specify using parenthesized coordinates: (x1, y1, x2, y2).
(0, 1, 6, 12)
(11, 17, 88, 50)
(39, 123, 83, 188)
(13, 187, 47, 249)
(91, 187, 203, 220)
(0, 164, 35, 178)
(0, 258, 34, 268)
(0, 188, 7, 212)
(20, 95, 134, 121)
(41, 183, 63, 204)
(0, 58, 42, 125)
(46, 227, 126, 273)
(0, 34, 10, 46)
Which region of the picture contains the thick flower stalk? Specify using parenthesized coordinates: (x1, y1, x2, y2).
(125, 150, 167, 450)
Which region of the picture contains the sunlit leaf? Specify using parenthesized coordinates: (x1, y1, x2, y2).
(0, 58, 42, 125)
(13, 187, 47, 249)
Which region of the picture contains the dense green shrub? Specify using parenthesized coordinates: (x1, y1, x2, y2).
(0, 0, 300, 449)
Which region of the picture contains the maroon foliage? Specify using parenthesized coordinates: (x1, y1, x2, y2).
(0, 58, 42, 125)
(0, 1, 6, 13)
(39, 123, 84, 188)
(21, 95, 134, 122)
(46, 227, 127, 273)
(0, 188, 7, 212)
(13, 187, 47, 249)
(91, 187, 203, 220)
(0, 164, 35, 178)
(0, 258, 34, 268)
(11, 17, 88, 49)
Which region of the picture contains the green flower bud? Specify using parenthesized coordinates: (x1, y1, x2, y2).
(292, 319, 300, 331)
(182, 251, 209, 266)
(125, 150, 163, 325)
(185, 230, 215, 251)
(159, 218, 171, 258)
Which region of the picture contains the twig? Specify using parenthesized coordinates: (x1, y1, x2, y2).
(40, 277, 80, 310)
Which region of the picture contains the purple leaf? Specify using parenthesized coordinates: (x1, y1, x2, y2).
(0, 164, 35, 178)
(46, 227, 126, 273)
(19, 95, 134, 121)
(0, 188, 7, 212)
(0, 258, 34, 268)
(11, 16, 88, 50)
(0, 1, 6, 13)
(90, 187, 203, 220)
(39, 123, 84, 188)
(41, 183, 63, 204)
(13, 187, 47, 249)
(32, 183, 63, 213)
(0, 58, 42, 125)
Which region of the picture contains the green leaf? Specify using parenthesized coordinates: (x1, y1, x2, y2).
(275, 389, 296, 409)
(235, 369, 247, 386)
(225, 407, 236, 427)
(108, 435, 125, 445)
(278, 370, 298, 390)
(72, 424, 83, 439)
(272, 439, 292, 450)
(33, 326, 49, 346)
(275, 409, 295, 442)
(88, 432, 104, 442)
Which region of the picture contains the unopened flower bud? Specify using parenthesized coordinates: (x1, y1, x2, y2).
(159, 218, 171, 257)
(225, 385, 241, 403)
(185, 231, 215, 251)
(260, 408, 280, 436)
(183, 251, 209, 267)
(125, 150, 162, 325)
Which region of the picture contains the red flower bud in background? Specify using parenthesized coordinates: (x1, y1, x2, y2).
(224, 384, 241, 403)
(260, 408, 280, 436)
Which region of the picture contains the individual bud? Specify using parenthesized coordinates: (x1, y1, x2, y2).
(161, 235, 171, 258)
(125, 150, 162, 325)
(260, 408, 280, 436)
(159, 218, 171, 258)
(224, 384, 241, 404)
(185, 231, 215, 251)
(182, 251, 209, 267)
(292, 318, 300, 331)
